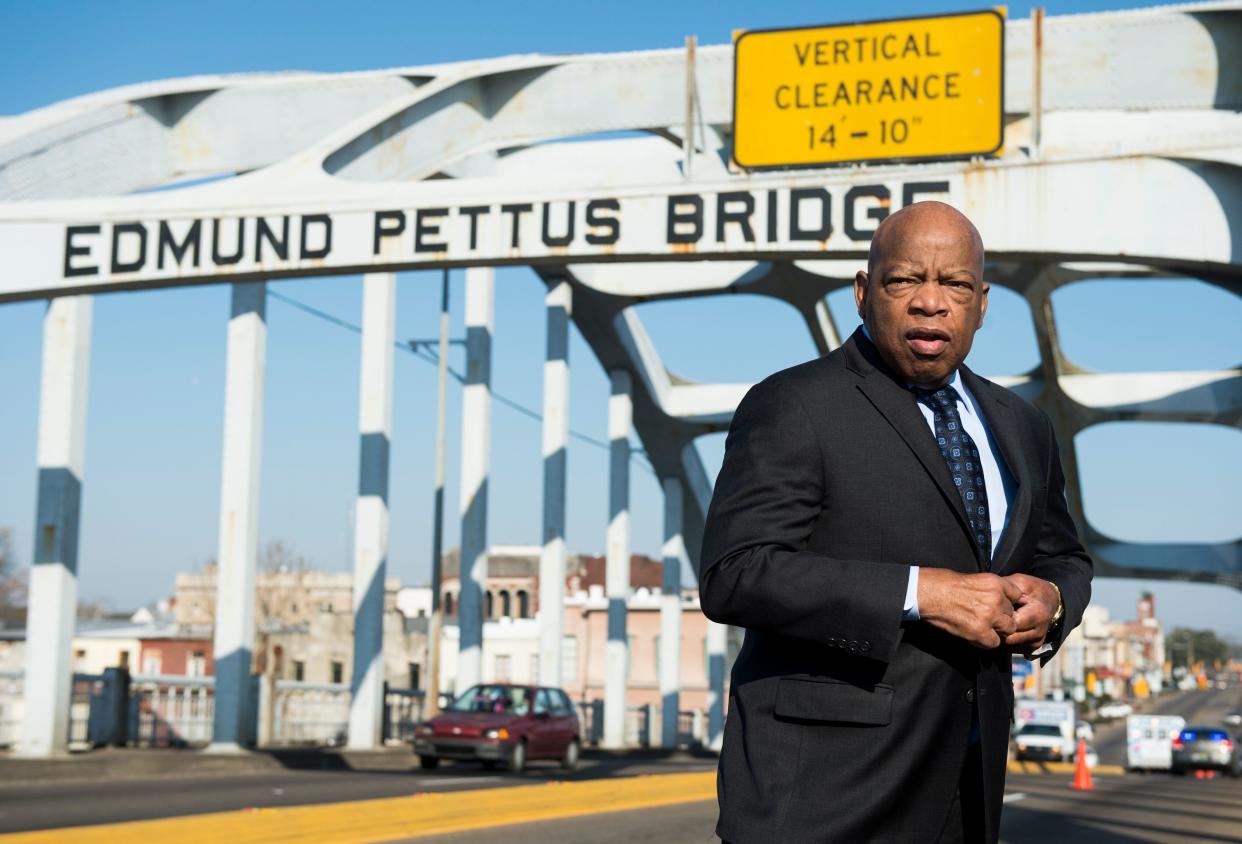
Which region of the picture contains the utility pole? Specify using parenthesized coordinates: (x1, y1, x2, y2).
(418, 269, 457, 718)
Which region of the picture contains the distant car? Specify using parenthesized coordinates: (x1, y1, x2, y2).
(1171, 725, 1241, 777)
(413, 683, 580, 773)
(1225, 711, 1242, 727)
(1014, 723, 1071, 762)
(1097, 702, 1133, 720)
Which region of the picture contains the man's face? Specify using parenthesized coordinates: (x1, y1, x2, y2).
(853, 204, 988, 389)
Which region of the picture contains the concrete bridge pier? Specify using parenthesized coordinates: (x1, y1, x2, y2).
(348, 273, 396, 749)
(659, 476, 683, 748)
(209, 281, 267, 751)
(538, 280, 571, 688)
(457, 267, 494, 694)
(20, 295, 93, 757)
(604, 369, 632, 749)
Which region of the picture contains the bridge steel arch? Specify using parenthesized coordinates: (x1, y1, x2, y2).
(3, 3, 1240, 756)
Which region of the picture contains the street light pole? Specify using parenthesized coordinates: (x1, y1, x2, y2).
(426, 268, 451, 718)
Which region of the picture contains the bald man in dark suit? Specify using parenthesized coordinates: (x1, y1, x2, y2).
(700, 202, 1092, 843)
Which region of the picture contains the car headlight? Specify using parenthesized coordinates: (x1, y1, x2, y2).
(1051, 744, 1062, 754)
(416, 724, 434, 737)
(1017, 744, 1027, 752)
(484, 728, 510, 740)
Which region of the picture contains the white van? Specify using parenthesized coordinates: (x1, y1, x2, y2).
(1126, 714, 1186, 771)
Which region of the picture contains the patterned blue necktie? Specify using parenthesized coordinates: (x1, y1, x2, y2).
(913, 384, 992, 563)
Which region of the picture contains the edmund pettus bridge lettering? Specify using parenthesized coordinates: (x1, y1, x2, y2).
(51, 180, 950, 291)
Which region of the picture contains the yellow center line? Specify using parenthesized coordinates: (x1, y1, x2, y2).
(0, 771, 717, 844)
(1007, 760, 1125, 776)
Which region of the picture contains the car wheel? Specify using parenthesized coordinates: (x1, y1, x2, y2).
(508, 739, 527, 773)
(561, 738, 580, 770)
(419, 756, 440, 770)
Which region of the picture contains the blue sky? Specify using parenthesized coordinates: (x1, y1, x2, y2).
(1, 0, 1240, 637)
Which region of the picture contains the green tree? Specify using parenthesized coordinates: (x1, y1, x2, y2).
(1168, 627, 1230, 668)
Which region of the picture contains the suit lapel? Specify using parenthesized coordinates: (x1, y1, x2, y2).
(959, 367, 1033, 574)
(845, 334, 976, 554)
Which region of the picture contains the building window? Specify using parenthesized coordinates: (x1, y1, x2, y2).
(561, 635, 577, 685)
(443, 592, 454, 617)
(501, 590, 512, 618)
(330, 660, 343, 684)
(495, 654, 511, 682)
(408, 663, 421, 689)
(73, 649, 86, 669)
(517, 590, 530, 619)
(118, 650, 130, 669)
(188, 651, 206, 677)
(293, 660, 305, 682)
(486, 591, 495, 619)
(143, 650, 162, 675)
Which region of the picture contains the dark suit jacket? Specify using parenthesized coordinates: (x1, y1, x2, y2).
(700, 329, 1092, 844)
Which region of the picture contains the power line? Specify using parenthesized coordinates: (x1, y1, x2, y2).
(267, 288, 653, 474)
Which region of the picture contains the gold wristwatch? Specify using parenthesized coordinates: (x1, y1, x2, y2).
(1047, 581, 1065, 630)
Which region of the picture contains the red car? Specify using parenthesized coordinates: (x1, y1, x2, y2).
(413, 683, 581, 772)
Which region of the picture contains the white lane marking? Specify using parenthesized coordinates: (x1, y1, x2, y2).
(1003, 793, 1027, 804)
(416, 776, 503, 787)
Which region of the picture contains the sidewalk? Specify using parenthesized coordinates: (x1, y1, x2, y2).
(0, 745, 717, 787)
(0, 745, 420, 787)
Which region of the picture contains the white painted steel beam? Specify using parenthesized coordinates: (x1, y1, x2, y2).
(604, 369, 631, 749)
(209, 282, 266, 751)
(659, 476, 683, 749)
(457, 267, 493, 693)
(348, 273, 396, 749)
(20, 295, 92, 757)
(538, 280, 571, 688)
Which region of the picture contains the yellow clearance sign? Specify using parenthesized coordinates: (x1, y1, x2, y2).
(733, 10, 1005, 169)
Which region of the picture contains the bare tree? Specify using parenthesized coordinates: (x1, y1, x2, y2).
(254, 541, 310, 677)
(0, 528, 27, 625)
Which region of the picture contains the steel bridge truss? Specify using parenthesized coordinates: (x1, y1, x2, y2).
(3, 3, 1239, 756)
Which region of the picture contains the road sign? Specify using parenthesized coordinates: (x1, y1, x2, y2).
(733, 10, 1005, 169)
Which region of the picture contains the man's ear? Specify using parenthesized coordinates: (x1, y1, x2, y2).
(978, 281, 990, 329)
(854, 270, 869, 319)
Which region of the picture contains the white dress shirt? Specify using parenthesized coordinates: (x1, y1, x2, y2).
(859, 328, 1016, 620)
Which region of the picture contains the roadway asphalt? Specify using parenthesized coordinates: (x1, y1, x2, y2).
(0, 752, 718, 834)
(396, 770, 1242, 844)
(1, 686, 1237, 840)
(405, 685, 1242, 844)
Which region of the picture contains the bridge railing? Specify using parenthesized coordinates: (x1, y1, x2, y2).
(0, 671, 22, 747)
(382, 686, 425, 745)
(128, 674, 214, 747)
(573, 699, 706, 749)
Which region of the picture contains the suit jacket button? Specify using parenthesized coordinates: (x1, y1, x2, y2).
(965, 688, 976, 704)
(859, 640, 872, 653)
(847, 640, 858, 652)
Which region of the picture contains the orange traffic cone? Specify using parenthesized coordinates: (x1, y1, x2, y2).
(1070, 738, 1094, 791)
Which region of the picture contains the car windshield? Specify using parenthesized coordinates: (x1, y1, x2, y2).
(446, 685, 531, 715)
(1019, 724, 1063, 737)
